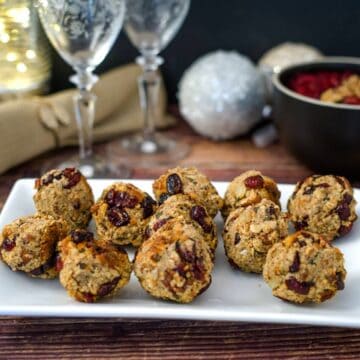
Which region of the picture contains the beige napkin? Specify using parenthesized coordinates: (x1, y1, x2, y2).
(0, 63, 175, 174)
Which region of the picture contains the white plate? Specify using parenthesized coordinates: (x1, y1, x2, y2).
(0, 179, 359, 327)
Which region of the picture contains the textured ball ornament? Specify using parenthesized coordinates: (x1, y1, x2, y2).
(178, 51, 266, 140)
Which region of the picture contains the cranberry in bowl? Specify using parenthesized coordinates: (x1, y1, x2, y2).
(273, 57, 360, 177)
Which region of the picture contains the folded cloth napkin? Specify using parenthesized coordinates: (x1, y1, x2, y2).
(0, 63, 175, 174)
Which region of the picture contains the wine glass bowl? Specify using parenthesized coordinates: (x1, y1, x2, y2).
(108, 0, 191, 166)
(36, 0, 129, 177)
(125, 0, 190, 56)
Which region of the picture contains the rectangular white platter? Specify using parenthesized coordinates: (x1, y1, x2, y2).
(0, 179, 359, 328)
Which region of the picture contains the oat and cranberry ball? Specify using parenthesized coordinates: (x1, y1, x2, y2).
(263, 231, 346, 304)
(288, 175, 357, 241)
(34, 168, 94, 230)
(57, 229, 132, 303)
(222, 170, 281, 219)
(91, 182, 157, 247)
(0, 214, 68, 279)
(152, 167, 223, 218)
(223, 199, 288, 273)
(146, 194, 217, 254)
(134, 221, 213, 303)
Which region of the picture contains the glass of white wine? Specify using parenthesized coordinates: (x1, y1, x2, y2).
(36, 0, 129, 177)
(108, 0, 191, 166)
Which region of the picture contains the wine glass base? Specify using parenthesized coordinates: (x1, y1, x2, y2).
(41, 155, 131, 179)
(107, 133, 190, 167)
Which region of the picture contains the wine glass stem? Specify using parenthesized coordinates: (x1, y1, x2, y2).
(71, 70, 98, 164)
(137, 55, 163, 141)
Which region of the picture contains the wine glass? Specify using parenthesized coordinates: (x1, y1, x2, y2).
(108, 0, 191, 166)
(36, 0, 130, 178)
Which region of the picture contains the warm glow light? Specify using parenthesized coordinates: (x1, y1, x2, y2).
(7, 7, 30, 26)
(0, 33, 10, 43)
(6, 52, 18, 62)
(16, 62, 27, 73)
(26, 49, 36, 59)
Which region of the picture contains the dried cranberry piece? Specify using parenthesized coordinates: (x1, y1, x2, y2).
(71, 230, 94, 243)
(285, 277, 313, 295)
(244, 175, 264, 189)
(289, 251, 300, 273)
(107, 208, 130, 227)
(98, 276, 120, 297)
(158, 193, 170, 204)
(338, 223, 353, 236)
(336, 202, 350, 221)
(343, 193, 353, 204)
(344, 96, 360, 105)
(336, 272, 345, 290)
(55, 255, 63, 272)
(193, 258, 206, 281)
(82, 292, 95, 303)
(166, 174, 183, 195)
(153, 218, 169, 232)
(2, 238, 15, 251)
(105, 190, 138, 209)
(234, 233, 241, 245)
(141, 194, 156, 219)
(62, 168, 81, 189)
(190, 206, 212, 233)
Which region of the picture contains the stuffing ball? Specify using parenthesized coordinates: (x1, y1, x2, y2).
(134, 221, 213, 303)
(34, 168, 94, 230)
(152, 166, 223, 218)
(0, 214, 68, 279)
(288, 175, 357, 240)
(223, 199, 288, 273)
(57, 229, 132, 303)
(222, 170, 281, 219)
(91, 182, 157, 247)
(263, 231, 346, 304)
(146, 194, 217, 254)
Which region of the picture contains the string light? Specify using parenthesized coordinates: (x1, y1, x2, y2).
(0, 1, 51, 99)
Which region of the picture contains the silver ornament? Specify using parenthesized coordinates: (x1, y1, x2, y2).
(178, 50, 266, 141)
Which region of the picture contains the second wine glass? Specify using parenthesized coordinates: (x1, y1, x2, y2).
(109, 0, 191, 166)
(37, 0, 129, 178)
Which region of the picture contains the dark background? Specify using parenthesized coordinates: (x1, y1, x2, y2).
(50, 0, 360, 103)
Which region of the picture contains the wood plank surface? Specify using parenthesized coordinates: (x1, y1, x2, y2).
(0, 117, 359, 359)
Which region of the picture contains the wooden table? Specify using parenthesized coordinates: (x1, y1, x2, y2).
(1, 119, 359, 359)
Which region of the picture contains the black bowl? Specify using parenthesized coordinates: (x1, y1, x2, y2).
(273, 58, 360, 178)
